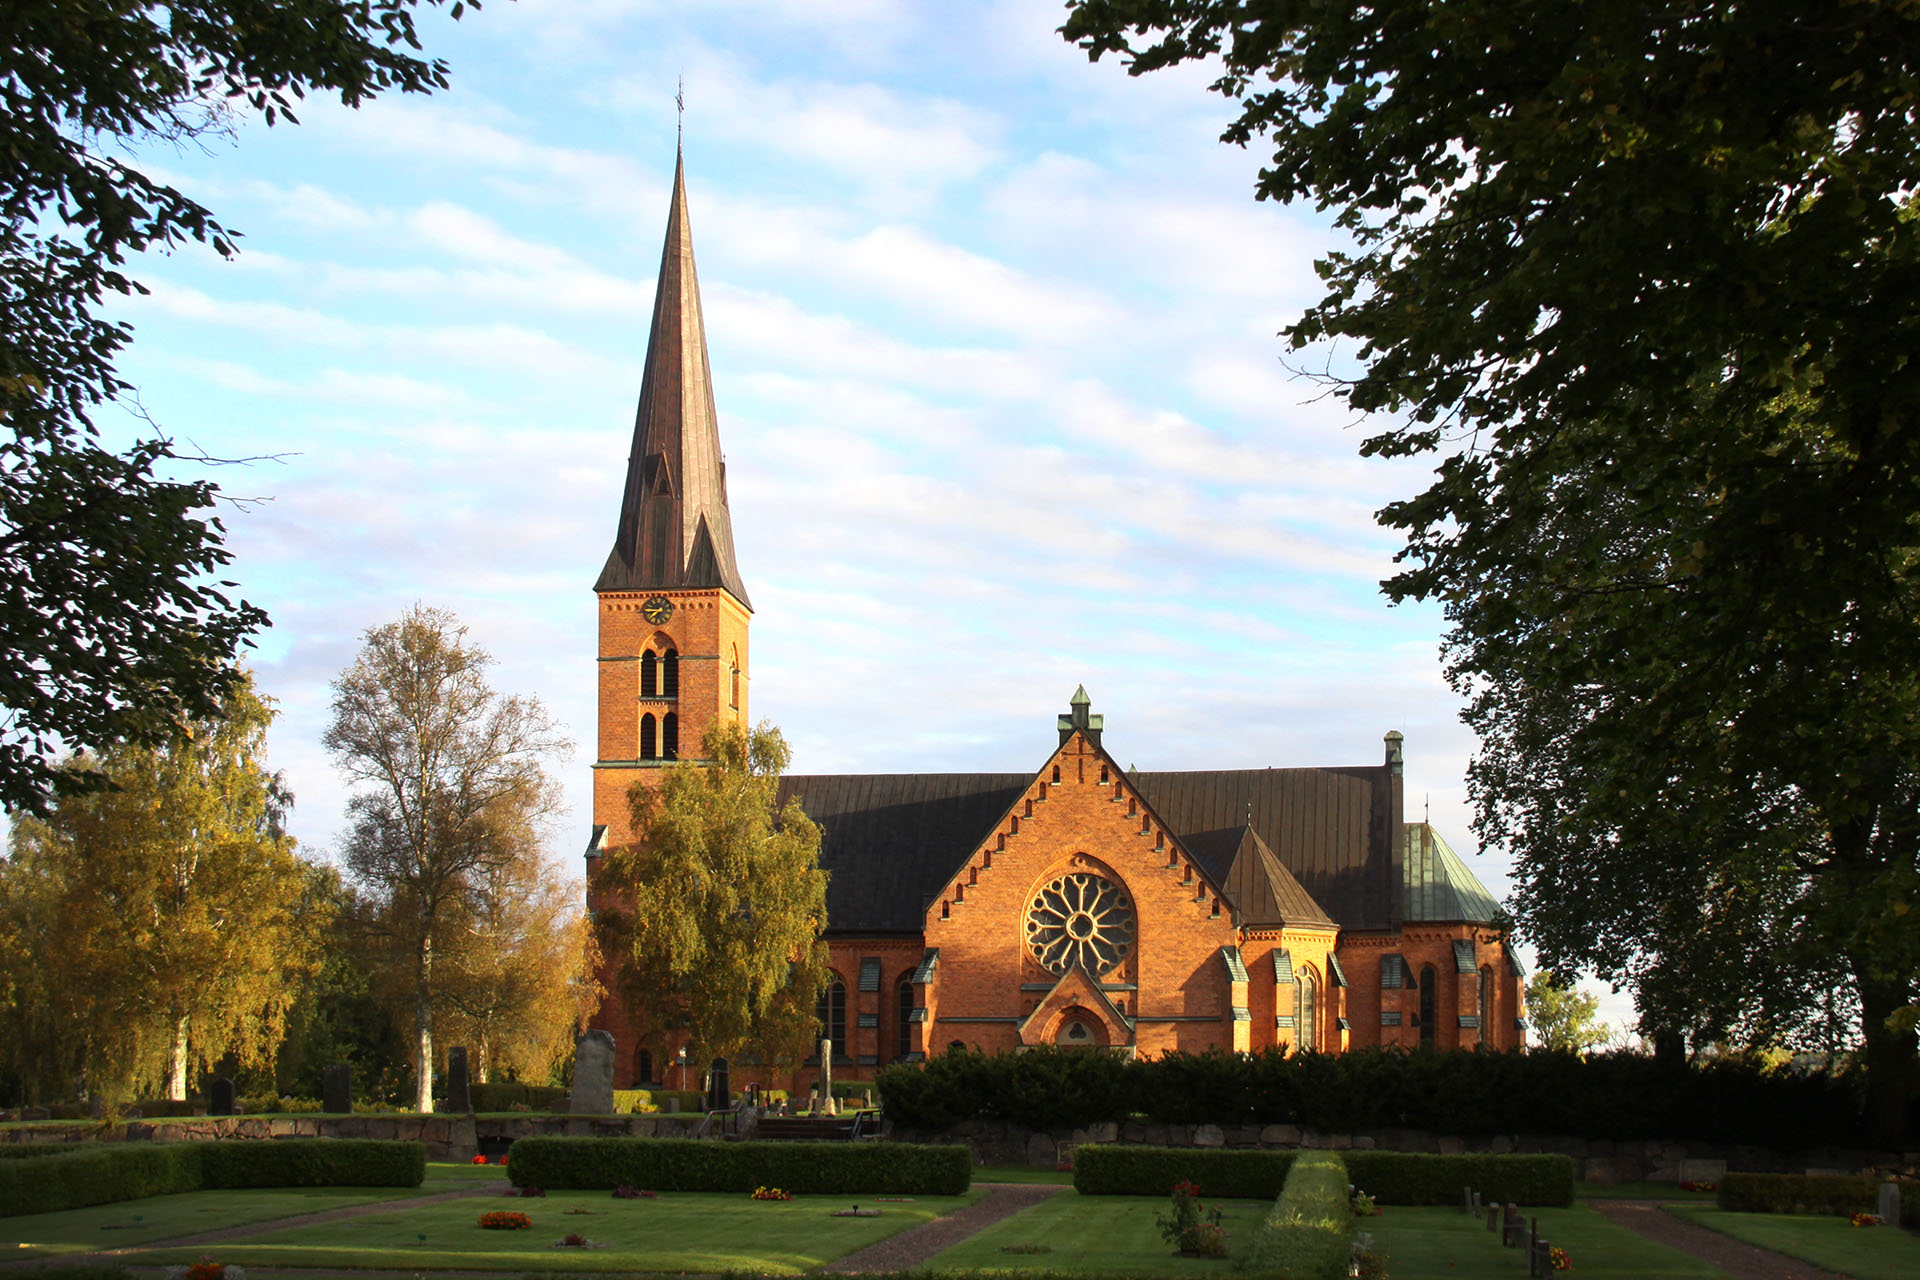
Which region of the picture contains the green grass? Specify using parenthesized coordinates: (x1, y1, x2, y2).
(2, 1187, 424, 1257)
(1672, 1205, 1920, 1280)
(973, 1165, 1076, 1185)
(132, 1188, 984, 1273)
(926, 1192, 1269, 1275)
(930, 1197, 1730, 1279)
(1578, 1181, 1721, 1202)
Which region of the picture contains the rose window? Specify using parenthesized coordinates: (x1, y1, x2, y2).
(1026, 872, 1135, 975)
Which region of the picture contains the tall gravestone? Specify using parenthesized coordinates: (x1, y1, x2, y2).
(209, 1076, 235, 1117)
(447, 1046, 472, 1114)
(705, 1057, 730, 1111)
(569, 1030, 615, 1115)
(322, 1064, 352, 1114)
(817, 1038, 835, 1116)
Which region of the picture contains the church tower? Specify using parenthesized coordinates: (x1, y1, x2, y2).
(590, 148, 751, 851)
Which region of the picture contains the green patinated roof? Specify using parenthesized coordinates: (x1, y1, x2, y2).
(1402, 822, 1502, 924)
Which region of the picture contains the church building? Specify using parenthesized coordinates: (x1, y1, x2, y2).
(585, 152, 1525, 1092)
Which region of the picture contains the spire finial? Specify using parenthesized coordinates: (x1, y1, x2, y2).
(676, 74, 685, 146)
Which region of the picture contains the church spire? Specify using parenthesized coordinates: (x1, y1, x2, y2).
(595, 147, 751, 606)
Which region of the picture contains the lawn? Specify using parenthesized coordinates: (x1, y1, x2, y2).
(132, 1187, 985, 1274)
(929, 1197, 1730, 1279)
(1672, 1206, 1920, 1280)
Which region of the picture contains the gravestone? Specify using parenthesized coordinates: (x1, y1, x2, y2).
(209, 1076, 235, 1116)
(1879, 1180, 1901, 1225)
(818, 1038, 836, 1116)
(569, 1030, 615, 1115)
(706, 1057, 730, 1111)
(322, 1064, 352, 1114)
(447, 1046, 472, 1114)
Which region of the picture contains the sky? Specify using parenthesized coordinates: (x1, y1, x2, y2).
(102, 0, 1630, 1032)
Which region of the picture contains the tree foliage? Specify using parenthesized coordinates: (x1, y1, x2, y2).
(595, 721, 830, 1075)
(0, 1, 482, 815)
(0, 672, 324, 1102)
(325, 605, 570, 1112)
(1525, 972, 1610, 1055)
(1064, 0, 1920, 1130)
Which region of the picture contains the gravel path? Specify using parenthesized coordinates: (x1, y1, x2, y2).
(822, 1182, 1066, 1273)
(1587, 1200, 1853, 1280)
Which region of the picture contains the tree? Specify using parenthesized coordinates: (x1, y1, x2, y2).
(324, 605, 569, 1112)
(1525, 971, 1610, 1055)
(1063, 1, 1920, 1130)
(0, 2, 484, 816)
(595, 721, 830, 1082)
(0, 672, 324, 1102)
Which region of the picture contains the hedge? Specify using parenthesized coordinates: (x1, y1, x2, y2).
(1718, 1172, 1919, 1226)
(875, 1045, 1868, 1146)
(505, 1137, 969, 1195)
(1344, 1152, 1574, 1207)
(466, 1082, 567, 1112)
(1236, 1151, 1351, 1278)
(0, 1139, 424, 1218)
(1073, 1145, 1298, 1198)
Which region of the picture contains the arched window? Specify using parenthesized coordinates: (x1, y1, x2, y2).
(946, 1040, 967, 1054)
(635, 1048, 653, 1087)
(730, 646, 740, 710)
(815, 976, 846, 1052)
(1295, 969, 1318, 1051)
(1419, 965, 1438, 1048)
(640, 713, 657, 761)
(663, 648, 679, 697)
(897, 975, 915, 1059)
(662, 712, 679, 760)
(641, 651, 658, 697)
(1479, 965, 1494, 1046)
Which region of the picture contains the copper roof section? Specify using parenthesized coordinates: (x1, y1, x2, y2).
(1402, 822, 1502, 924)
(595, 149, 751, 606)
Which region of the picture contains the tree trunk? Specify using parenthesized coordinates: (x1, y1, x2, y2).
(165, 1013, 190, 1101)
(1852, 957, 1915, 1142)
(415, 932, 435, 1114)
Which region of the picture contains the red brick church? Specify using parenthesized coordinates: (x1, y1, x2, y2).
(585, 152, 1524, 1092)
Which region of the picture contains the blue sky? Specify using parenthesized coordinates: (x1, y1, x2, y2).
(99, 0, 1625, 1031)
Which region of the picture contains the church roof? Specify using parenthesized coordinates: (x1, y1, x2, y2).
(1401, 822, 1503, 924)
(595, 150, 751, 605)
(1187, 823, 1338, 930)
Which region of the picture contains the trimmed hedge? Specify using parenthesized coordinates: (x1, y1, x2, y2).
(1345, 1152, 1574, 1207)
(1073, 1145, 1298, 1199)
(1717, 1172, 1919, 1226)
(467, 1082, 568, 1112)
(0, 1139, 424, 1218)
(1236, 1151, 1351, 1278)
(505, 1137, 969, 1195)
(876, 1046, 1868, 1146)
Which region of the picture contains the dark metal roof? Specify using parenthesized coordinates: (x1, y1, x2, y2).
(596, 149, 750, 606)
(779, 773, 1030, 934)
(1402, 822, 1502, 925)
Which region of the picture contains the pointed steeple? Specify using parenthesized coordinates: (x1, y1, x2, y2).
(596, 148, 751, 607)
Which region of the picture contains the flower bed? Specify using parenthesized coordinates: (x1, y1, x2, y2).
(478, 1210, 532, 1230)
(751, 1185, 793, 1201)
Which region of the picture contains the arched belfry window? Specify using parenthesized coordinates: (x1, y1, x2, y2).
(663, 649, 680, 698)
(1419, 965, 1438, 1048)
(662, 712, 679, 760)
(640, 713, 657, 761)
(897, 975, 915, 1059)
(641, 651, 658, 697)
(730, 646, 740, 710)
(816, 975, 846, 1051)
(1295, 968, 1318, 1051)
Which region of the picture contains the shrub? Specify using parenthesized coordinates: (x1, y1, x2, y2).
(0, 1140, 424, 1218)
(127, 1100, 202, 1119)
(467, 1082, 567, 1113)
(1073, 1146, 1297, 1198)
(1343, 1152, 1575, 1207)
(1719, 1173, 1878, 1216)
(504, 1137, 969, 1195)
(1236, 1151, 1351, 1278)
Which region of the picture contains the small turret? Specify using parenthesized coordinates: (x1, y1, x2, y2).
(1058, 685, 1104, 748)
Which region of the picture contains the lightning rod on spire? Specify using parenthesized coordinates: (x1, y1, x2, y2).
(676, 75, 685, 145)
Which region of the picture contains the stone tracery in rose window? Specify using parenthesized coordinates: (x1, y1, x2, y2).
(1026, 871, 1136, 975)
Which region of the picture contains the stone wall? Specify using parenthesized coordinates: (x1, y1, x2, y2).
(891, 1118, 1919, 1182)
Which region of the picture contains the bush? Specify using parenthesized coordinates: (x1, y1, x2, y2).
(467, 1082, 568, 1113)
(1718, 1173, 1880, 1216)
(1344, 1152, 1575, 1207)
(876, 1046, 1865, 1147)
(1074, 1146, 1298, 1198)
(0, 1140, 424, 1218)
(127, 1100, 202, 1118)
(504, 1137, 969, 1195)
(1236, 1151, 1351, 1278)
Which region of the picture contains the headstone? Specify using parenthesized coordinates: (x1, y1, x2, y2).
(569, 1030, 616, 1115)
(1879, 1180, 1902, 1225)
(1486, 1205, 1499, 1233)
(447, 1046, 472, 1114)
(1502, 1202, 1520, 1246)
(1462, 1185, 1474, 1214)
(322, 1064, 352, 1114)
(209, 1077, 235, 1117)
(706, 1058, 730, 1111)
(1530, 1236, 1550, 1278)
(667, 1095, 680, 1113)
(818, 1038, 836, 1116)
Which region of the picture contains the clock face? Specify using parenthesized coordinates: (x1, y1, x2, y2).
(640, 595, 675, 625)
